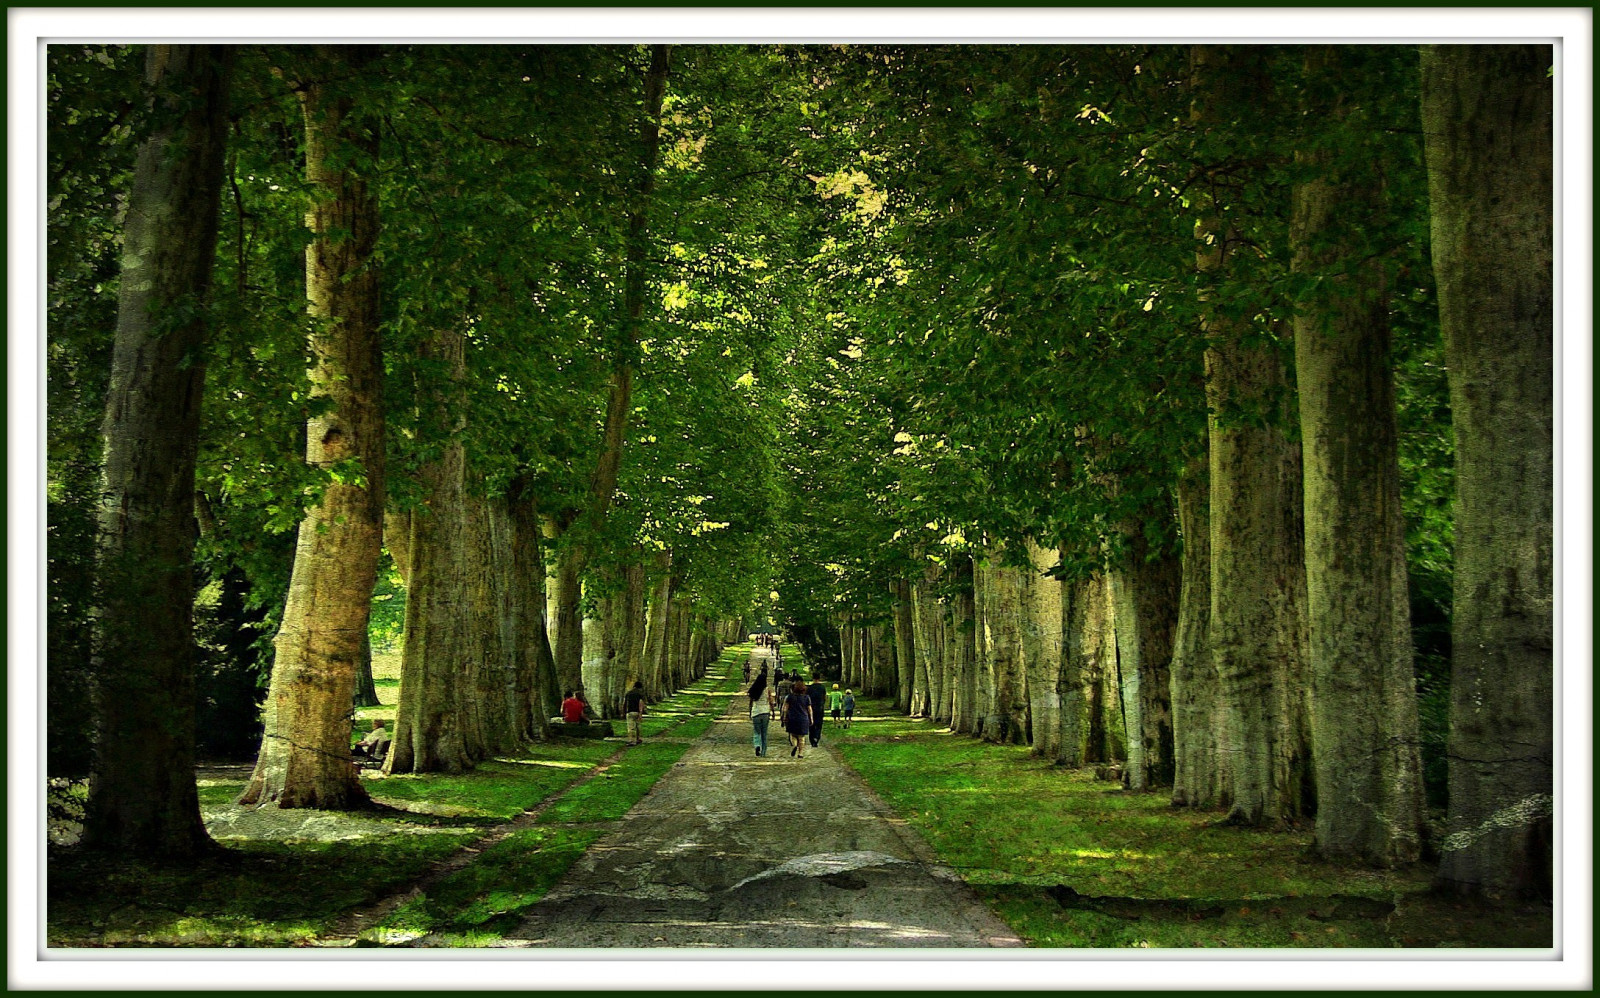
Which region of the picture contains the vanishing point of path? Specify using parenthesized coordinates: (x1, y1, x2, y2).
(496, 648, 1022, 948)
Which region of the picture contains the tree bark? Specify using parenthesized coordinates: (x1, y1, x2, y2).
(550, 537, 585, 696)
(85, 44, 232, 856)
(1021, 540, 1065, 758)
(641, 552, 673, 700)
(1056, 571, 1090, 767)
(353, 630, 380, 709)
(980, 554, 1028, 744)
(890, 579, 917, 714)
(508, 478, 557, 740)
(1082, 569, 1120, 764)
(385, 328, 477, 776)
(1293, 45, 1426, 865)
(1170, 454, 1222, 807)
(1193, 44, 1313, 828)
(1421, 44, 1554, 897)
(911, 565, 945, 718)
(241, 46, 384, 809)
(1110, 507, 1181, 791)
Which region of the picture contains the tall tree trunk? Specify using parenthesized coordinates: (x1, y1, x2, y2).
(641, 553, 673, 700)
(1083, 569, 1120, 764)
(1170, 454, 1222, 807)
(241, 46, 384, 809)
(1021, 540, 1064, 758)
(1193, 44, 1313, 828)
(980, 555, 1028, 744)
(1056, 571, 1090, 766)
(550, 538, 584, 696)
(970, 556, 996, 739)
(948, 561, 978, 735)
(385, 330, 477, 775)
(911, 565, 944, 718)
(353, 631, 380, 709)
(468, 495, 520, 756)
(891, 579, 917, 714)
(1293, 46, 1426, 866)
(1421, 44, 1554, 897)
(508, 478, 557, 740)
(85, 44, 232, 856)
(871, 624, 897, 698)
(1110, 507, 1181, 791)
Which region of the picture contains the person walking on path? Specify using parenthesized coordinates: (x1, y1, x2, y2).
(624, 681, 646, 745)
(828, 684, 844, 725)
(808, 675, 828, 749)
(842, 689, 856, 729)
(747, 672, 771, 757)
(783, 679, 812, 758)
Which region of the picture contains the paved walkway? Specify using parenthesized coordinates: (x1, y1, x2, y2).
(502, 648, 1023, 948)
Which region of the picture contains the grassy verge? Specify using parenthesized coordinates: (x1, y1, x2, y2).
(834, 695, 1552, 949)
(49, 645, 749, 948)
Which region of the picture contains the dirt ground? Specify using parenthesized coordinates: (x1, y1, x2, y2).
(475, 649, 1023, 948)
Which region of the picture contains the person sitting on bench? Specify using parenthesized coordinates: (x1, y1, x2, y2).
(355, 719, 391, 761)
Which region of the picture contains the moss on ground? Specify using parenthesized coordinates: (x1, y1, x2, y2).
(835, 695, 1552, 949)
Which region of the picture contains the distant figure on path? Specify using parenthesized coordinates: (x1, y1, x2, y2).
(747, 672, 771, 757)
(783, 679, 812, 758)
(742, 659, 751, 683)
(807, 675, 828, 748)
(842, 689, 856, 729)
(829, 684, 843, 723)
(624, 681, 646, 745)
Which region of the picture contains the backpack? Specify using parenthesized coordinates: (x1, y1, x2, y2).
(842, 694, 855, 711)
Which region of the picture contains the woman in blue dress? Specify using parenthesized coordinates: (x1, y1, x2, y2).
(782, 679, 812, 758)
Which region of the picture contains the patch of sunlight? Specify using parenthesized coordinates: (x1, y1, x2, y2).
(887, 926, 953, 939)
(498, 758, 591, 769)
(1071, 849, 1119, 859)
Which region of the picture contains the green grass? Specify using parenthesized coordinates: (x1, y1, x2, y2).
(367, 743, 616, 820)
(49, 834, 474, 947)
(366, 826, 604, 944)
(536, 742, 689, 823)
(835, 696, 1553, 949)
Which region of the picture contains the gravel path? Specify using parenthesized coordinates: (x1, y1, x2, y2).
(500, 649, 1023, 948)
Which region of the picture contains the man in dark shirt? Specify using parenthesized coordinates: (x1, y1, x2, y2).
(807, 675, 828, 748)
(624, 681, 646, 745)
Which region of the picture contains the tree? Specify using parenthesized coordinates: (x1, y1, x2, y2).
(1191, 44, 1312, 827)
(241, 46, 386, 809)
(1421, 44, 1553, 897)
(83, 44, 233, 856)
(1291, 46, 1425, 865)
